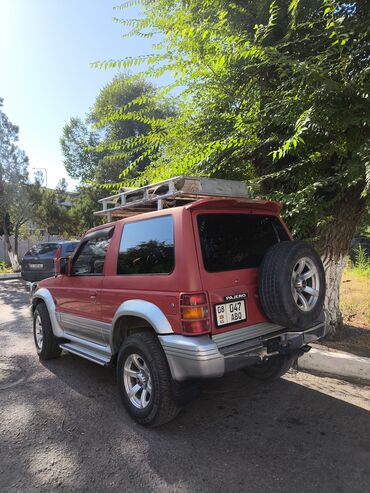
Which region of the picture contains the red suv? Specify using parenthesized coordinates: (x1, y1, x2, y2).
(30, 177, 326, 426)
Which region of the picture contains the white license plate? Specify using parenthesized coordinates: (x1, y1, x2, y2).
(29, 263, 43, 269)
(215, 300, 247, 327)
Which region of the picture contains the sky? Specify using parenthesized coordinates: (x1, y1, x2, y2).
(0, 0, 161, 190)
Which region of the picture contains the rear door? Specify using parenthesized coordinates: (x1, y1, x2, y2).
(193, 210, 290, 334)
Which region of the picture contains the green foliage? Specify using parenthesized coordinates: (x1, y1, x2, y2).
(61, 74, 175, 191)
(95, 0, 369, 247)
(0, 261, 12, 273)
(60, 117, 102, 182)
(31, 186, 70, 235)
(68, 185, 107, 234)
(0, 96, 32, 239)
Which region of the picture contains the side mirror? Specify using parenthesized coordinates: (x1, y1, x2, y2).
(61, 257, 72, 275)
(55, 257, 71, 276)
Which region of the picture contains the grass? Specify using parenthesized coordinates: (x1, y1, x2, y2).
(320, 249, 370, 357)
(350, 245, 370, 279)
(341, 246, 370, 327)
(341, 268, 370, 329)
(325, 258, 370, 357)
(340, 246, 370, 328)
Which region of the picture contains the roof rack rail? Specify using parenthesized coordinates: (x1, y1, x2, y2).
(94, 176, 252, 220)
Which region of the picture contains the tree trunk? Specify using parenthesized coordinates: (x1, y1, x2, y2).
(2, 220, 20, 272)
(315, 185, 365, 338)
(14, 223, 19, 257)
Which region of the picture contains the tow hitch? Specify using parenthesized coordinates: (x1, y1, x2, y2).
(266, 336, 312, 358)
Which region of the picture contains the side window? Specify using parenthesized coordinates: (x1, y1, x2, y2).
(72, 229, 113, 276)
(117, 216, 174, 275)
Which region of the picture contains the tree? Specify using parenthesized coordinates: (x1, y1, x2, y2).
(105, 0, 369, 335)
(30, 184, 82, 237)
(0, 97, 31, 271)
(60, 117, 102, 182)
(61, 74, 176, 189)
(68, 185, 106, 234)
(60, 74, 176, 232)
(56, 177, 68, 194)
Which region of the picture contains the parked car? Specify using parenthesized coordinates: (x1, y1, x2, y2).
(30, 177, 326, 427)
(22, 241, 79, 282)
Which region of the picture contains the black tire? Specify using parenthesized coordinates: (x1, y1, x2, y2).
(259, 241, 325, 329)
(117, 332, 180, 427)
(33, 303, 62, 360)
(244, 355, 293, 381)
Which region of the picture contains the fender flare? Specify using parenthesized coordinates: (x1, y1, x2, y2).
(31, 288, 64, 337)
(110, 299, 173, 349)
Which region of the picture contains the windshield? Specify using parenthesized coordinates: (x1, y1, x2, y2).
(197, 213, 290, 272)
(25, 243, 59, 258)
(61, 242, 79, 255)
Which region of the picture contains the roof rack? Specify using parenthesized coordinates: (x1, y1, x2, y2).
(94, 176, 252, 220)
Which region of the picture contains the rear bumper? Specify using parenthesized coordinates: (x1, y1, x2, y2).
(159, 320, 326, 382)
(21, 271, 54, 282)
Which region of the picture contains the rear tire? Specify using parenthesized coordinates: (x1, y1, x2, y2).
(243, 355, 293, 381)
(117, 332, 180, 427)
(33, 303, 62, 360)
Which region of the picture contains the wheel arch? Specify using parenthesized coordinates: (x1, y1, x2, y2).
(110, 299, 173, 355)
(30, 288, 64, 337)
(31, 296, 44, 313)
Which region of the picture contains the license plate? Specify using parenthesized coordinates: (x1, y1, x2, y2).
(29, 263, 43, 269)
(215, 300, 247, 327)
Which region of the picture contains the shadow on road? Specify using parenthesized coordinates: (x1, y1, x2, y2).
(0, 280, 29, 323)
(1, 345, 369, 492)
(1, 283, 370, 492)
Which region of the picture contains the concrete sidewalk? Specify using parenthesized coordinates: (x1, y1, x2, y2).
(0, 272, 21, 280)
(298, 344, 370, 384)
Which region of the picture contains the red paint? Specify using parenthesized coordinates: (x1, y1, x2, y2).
(40, 197, 292, 335)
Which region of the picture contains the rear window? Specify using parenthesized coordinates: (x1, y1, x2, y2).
(197, 214, 289, 272)
(25, 243, 59, 258)
(117, 216, 174, 275)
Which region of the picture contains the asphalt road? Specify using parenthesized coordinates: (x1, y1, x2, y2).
(1, 280, 370, 493)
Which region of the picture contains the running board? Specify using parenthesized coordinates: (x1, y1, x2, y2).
(59, 342, 111, 366)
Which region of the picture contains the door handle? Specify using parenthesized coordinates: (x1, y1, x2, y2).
(90, 294, 97, 301)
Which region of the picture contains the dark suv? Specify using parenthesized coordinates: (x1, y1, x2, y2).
(22, 241, 78, 282)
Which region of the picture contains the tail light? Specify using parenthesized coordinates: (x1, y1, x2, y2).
(54, 245, 62, 260)
(53, 245, 62, 276)
(180, 292, 210, 335)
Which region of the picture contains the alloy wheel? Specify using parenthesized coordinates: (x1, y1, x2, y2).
(123, 353, 153, 409)
(291, 257, 320, 312)
(34, 313, 44, 350)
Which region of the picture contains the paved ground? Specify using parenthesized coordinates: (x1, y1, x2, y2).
(1, 280, 370, 493)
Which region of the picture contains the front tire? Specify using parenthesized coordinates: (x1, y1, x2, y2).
(33, 303, 62, 360)
(243, 355, 293, 381)
(117, 332, 180, 427)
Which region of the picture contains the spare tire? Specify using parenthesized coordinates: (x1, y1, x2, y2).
(259, 241, 325, 329)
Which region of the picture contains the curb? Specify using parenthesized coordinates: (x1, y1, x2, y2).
(297, 345, 370, 384)
(0, 273, 21, 280)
